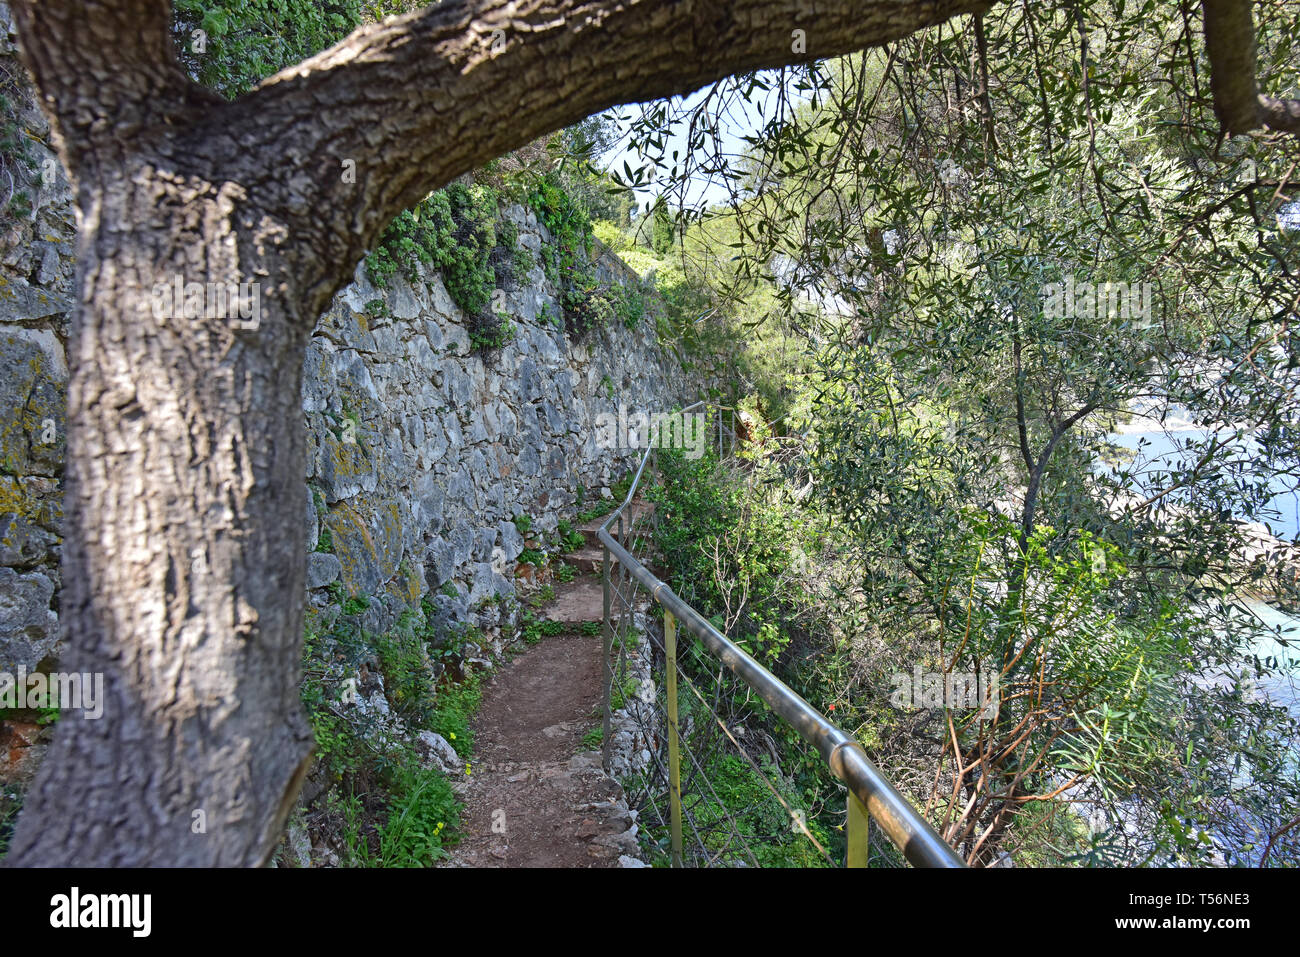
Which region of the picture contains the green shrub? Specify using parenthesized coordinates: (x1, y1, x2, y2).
(367, 184, 498, 311)
(468, 310, 516, 352)
(171, 0, 372, 97)
(373, 761, 460, 866)
(338, 756, 460, 868)
(374, 618, 437, 726)
(615, 282, 648, 329)
(529, 173, 614, 336)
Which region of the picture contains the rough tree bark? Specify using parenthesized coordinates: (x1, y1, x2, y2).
(5, 0, 996, 866)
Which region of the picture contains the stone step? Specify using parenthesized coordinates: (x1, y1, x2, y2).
(568, 546, 605, 574)
(543, 579, 606, 630)
(565, 545, 669, 584)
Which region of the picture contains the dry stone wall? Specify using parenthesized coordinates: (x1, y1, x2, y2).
(300, 209, 693, 641)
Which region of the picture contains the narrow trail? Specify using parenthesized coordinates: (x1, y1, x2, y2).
(440, 513, 643, 868)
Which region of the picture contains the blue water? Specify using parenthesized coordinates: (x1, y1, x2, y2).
(1240, 602, 1300, 722)
(1107, 429, 1300, 541)
(1105, 428, 1300, 715)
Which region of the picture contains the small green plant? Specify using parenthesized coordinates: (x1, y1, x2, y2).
(576, 499, 613, 523)
(556, 520, 585, 553)
(0, 93, 36, 225)
(376, 762, 460, 866)
(520, 611, 566, 644)
(513, 513, 533, 536)
(581, 726, 604, 750)
(468, 310, 516, 352)
(615, 282, 647, 329)
(538, 302, 561, 329)
(315, 526, 334, 553)
(430, 671, 483, 758)
(527, 584, 556, 608)
(581, 621, 601, 638)
(512, 244, 536, 286)
(337, 759, 461, 868)
(375, 621, 438, 726)
(556, 562, 577, 583)
(518, 547, 546, 567)
(609, 674, 640, 710)
(613, 627, 639, 654)
(342, 594, 371, 617)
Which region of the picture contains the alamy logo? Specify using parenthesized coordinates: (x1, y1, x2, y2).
(150, 275, 261, 330)
(50, 888, 151, 937)
(0, 666, 103, 719)
(595, 405, 706, 460)
(888, 665, 999, 718)
(1041, 275, 1152, 324)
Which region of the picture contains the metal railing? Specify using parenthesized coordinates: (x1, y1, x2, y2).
(598, 401, 966, 868)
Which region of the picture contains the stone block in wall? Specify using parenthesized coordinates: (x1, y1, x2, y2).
(411, 471, 446, 539)
(0, 510, 57, 568)
(446, 519, 475, 567)
(306, 552, 342, 590)
(498, 520, 524, 563)
(0, 327, 66, 477)
(0, 565, 57, 672)
(424, 539, 456, 590)
(315, 425, 377, 503)
(305, 487, 320, 551)
(471, 527, 495, 562)
(468, 561, 512, 607)
(323, 494, 404, 598)
(384, 559, 424, 607)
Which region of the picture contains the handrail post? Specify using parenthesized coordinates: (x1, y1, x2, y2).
(601, 540, 613, 773)
(665, 609, 684, 868)
(847, 790, 870, 868)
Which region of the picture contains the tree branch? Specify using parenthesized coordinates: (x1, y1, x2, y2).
(214, 0, 996, 316)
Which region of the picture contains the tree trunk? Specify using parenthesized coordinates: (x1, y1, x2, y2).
(7, 152, 315, 865)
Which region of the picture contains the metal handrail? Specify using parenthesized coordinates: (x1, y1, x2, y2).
(599, 401, 966, 868)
